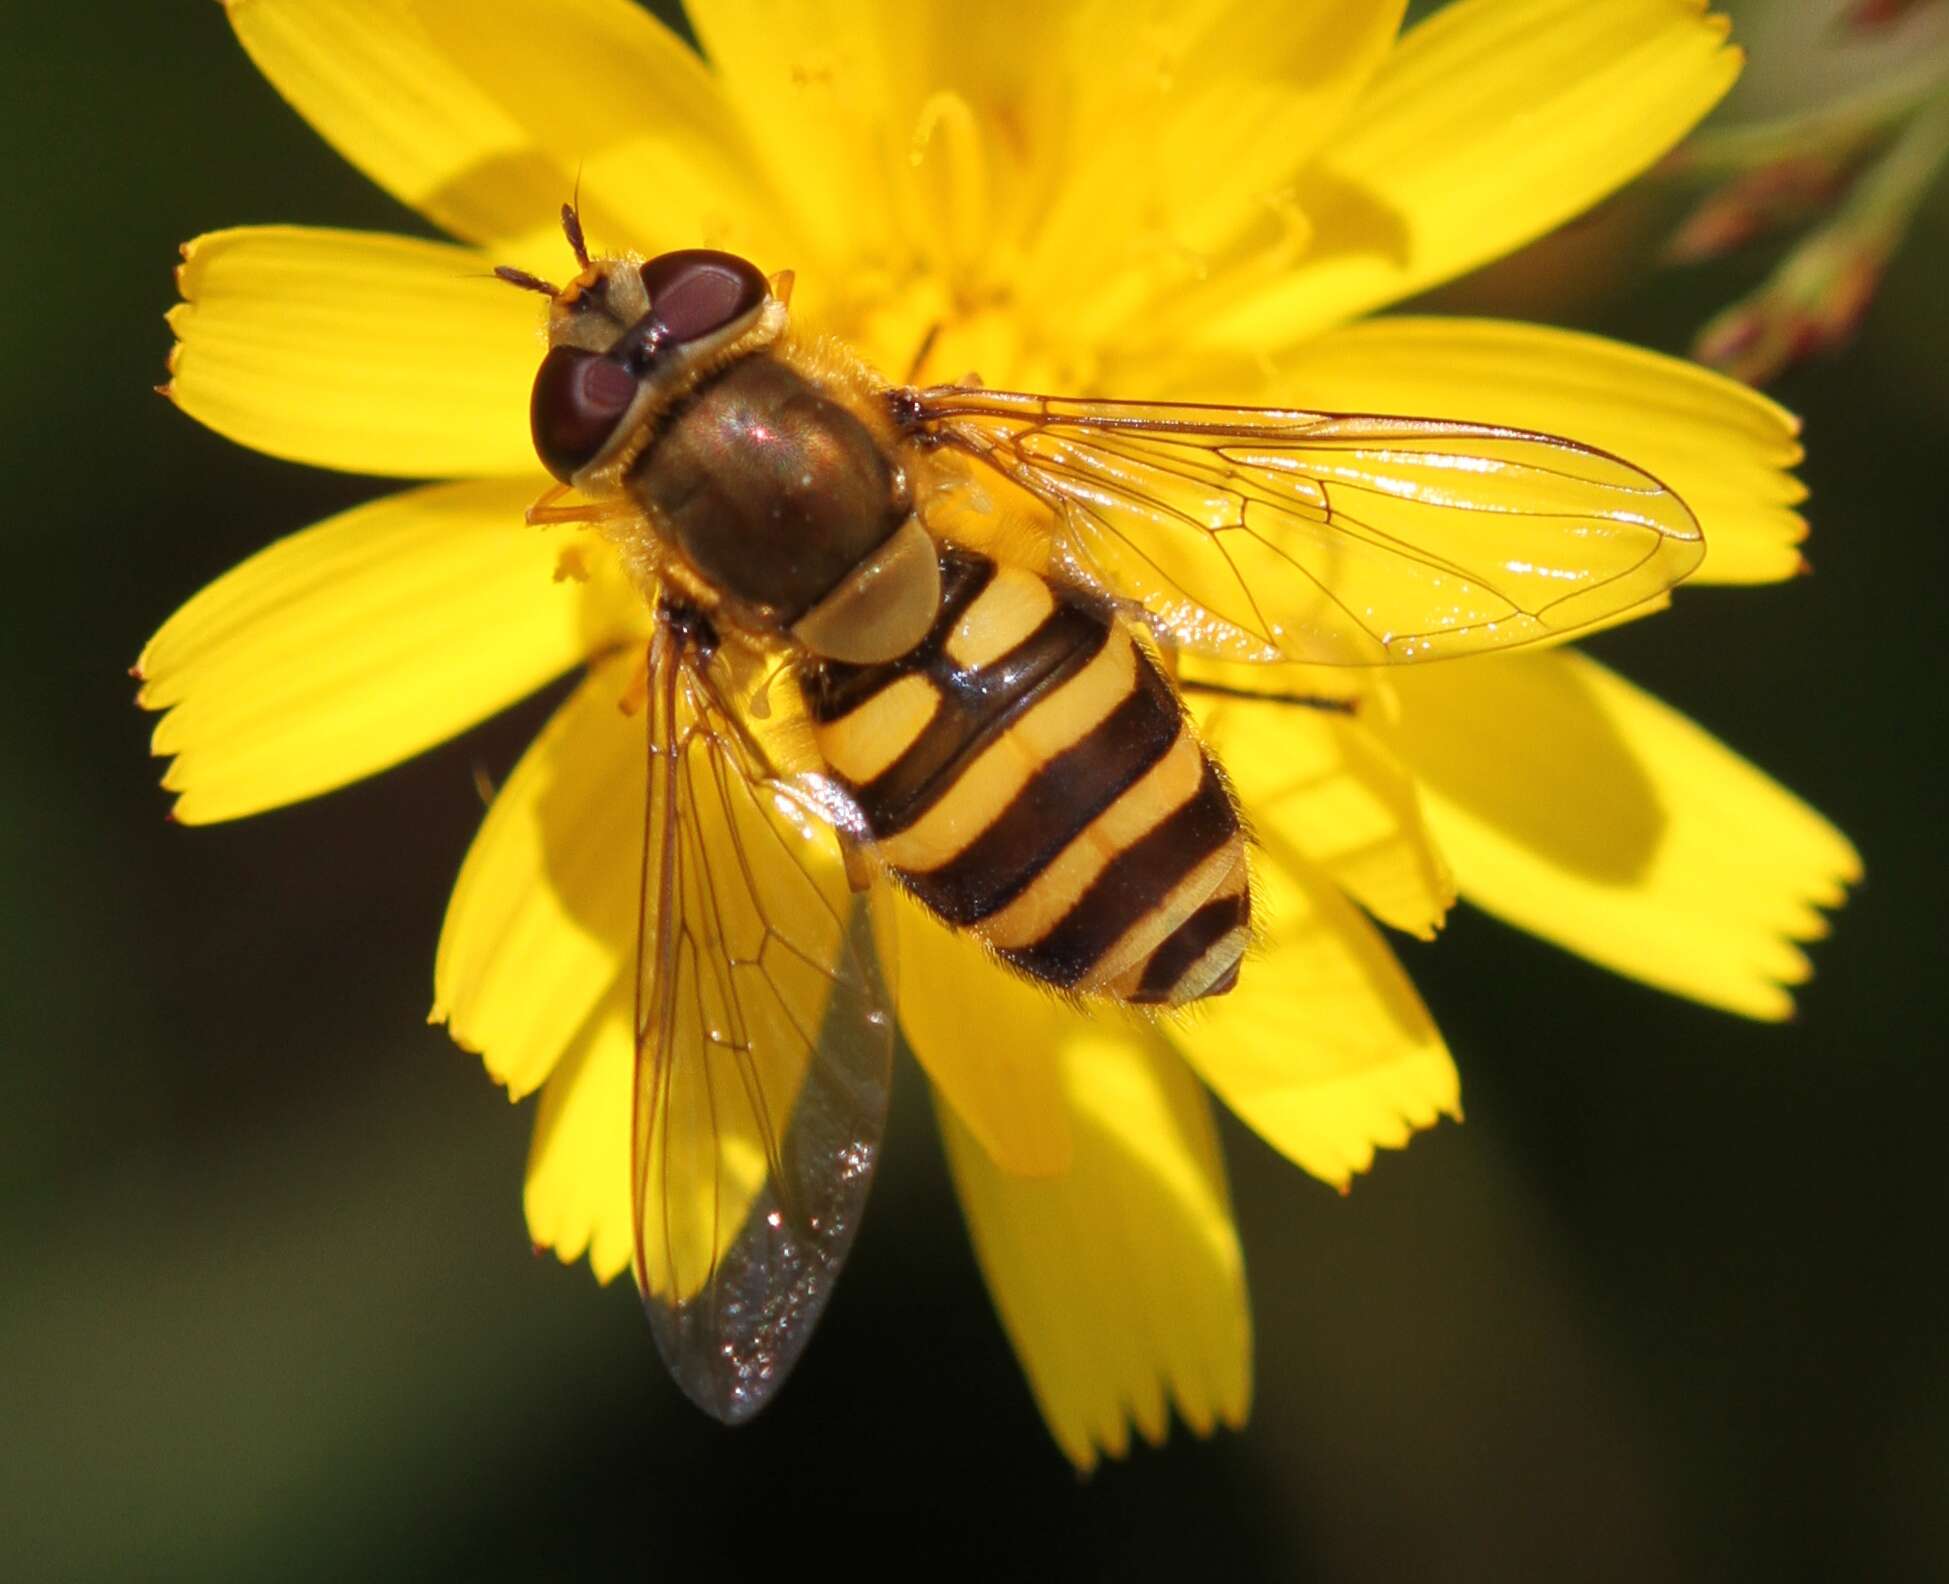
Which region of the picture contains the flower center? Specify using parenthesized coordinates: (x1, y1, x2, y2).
(830, 270, 1101, 394)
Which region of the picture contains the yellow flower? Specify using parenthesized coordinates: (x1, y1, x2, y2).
(141, 0, 1858, 1468)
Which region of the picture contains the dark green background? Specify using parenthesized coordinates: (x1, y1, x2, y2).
(4, 4, 1943, 1579)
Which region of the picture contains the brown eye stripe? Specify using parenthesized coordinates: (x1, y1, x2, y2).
(530, 344, 639, 485)
(638, 249, 769, 342)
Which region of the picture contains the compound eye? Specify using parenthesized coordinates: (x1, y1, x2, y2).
(638, 250, 768, 344)
(531, 345, 638, 483)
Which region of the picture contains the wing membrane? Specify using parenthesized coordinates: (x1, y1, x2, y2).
(911, 387, 1705, 665)
(634, 620, 893, 1424)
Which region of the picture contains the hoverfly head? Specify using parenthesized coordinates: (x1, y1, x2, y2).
(498, 205, 784, 487)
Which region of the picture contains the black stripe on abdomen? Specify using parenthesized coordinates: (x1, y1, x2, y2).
(800, 548, 994, 723)
(901, 654, 1180, 925)
(803, 547, 1112, 837)
(1131, 892, 1249, 1003)
(997, 760, 1237, 989)
(853, 604, 1105, 834)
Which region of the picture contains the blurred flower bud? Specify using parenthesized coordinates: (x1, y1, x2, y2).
(1661, 0, 1949, 384)
(1842, 0, 1933, 34)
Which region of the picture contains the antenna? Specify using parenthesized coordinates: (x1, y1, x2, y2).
(494, 264, 559, 297)
(561, 196, 591, 270)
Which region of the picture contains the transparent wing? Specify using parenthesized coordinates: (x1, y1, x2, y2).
(634, 617, 893, 1424)
(908, 387, 1705, 665)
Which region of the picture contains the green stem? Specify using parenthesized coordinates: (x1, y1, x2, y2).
(1678, 49, 1949, 176)
(1841, 88, 1949, 249)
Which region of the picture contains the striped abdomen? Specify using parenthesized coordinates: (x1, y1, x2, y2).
(800, 547, 1249, 1006)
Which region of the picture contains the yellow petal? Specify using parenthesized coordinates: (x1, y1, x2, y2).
(695, 3, 1406, 339)
(1185, 661, 1452, 938)
(881, 891, 1072, 1178)
(434, 653, 642, 1099)
(138, 478, 642, 823)
(398, 0, 795, 265)
(670, 1, 915, 278)
(225, 0, 786, 260)
(166, 228, 540, 478)
(937, 1030, 1250, 1470)
(1170, 846, 1459, 1190)
(1021, 0, 1407, 340)
(1384, 652, 1861, 1020)
(1258, 318, 1808, 587)
(226, 0, 567, 245)
(1189, 0, 1740, 351)
(690, 0, 1094, 338)
(525, 983, 635, 1283)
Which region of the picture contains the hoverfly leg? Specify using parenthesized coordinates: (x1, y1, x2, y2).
(903, 321, 942, 384)
(615, 649, 653, 718)
(1177, 677, 1360, 715)
(525, 485, 636, 528)
(837, 829, 874, 896)
(528, 501, 635, 526)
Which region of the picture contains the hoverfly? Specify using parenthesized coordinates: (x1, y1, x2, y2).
(496, 206, 1702, 1424)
